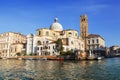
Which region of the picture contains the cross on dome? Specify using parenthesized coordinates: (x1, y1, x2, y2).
(54, 18, 58, 22)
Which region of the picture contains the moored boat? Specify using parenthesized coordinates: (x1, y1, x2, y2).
(87, 56, 97, 60)
(87, 50, 97, 60)
(97, 56, 104, 60)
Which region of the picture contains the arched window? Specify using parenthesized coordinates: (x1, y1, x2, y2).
(46, 41, 49, 44)
(39, 31, 41, 35)
(82, 18, 85, 21)
(69, 32, 72, 35)
(37, 41, 41, 45)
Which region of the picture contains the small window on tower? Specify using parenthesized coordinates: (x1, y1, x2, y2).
(82, 19, 85, 21)
(39, 31, 41, 35)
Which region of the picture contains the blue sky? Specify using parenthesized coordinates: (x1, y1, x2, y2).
(0, 0, 119, 47)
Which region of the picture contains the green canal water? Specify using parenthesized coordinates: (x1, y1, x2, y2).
(0, 58, 120, 80)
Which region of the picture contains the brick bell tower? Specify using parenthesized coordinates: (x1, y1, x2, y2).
(80, 14, 88, 51)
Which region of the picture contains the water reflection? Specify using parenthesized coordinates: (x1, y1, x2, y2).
(0, 58, 120, 80)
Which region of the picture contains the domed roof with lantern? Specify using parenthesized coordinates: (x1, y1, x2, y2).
(50, 18, 63, 31)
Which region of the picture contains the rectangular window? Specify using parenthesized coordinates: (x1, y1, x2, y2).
(46, 41, 49, 44)
(92, 40, 94, 44)
(11, 49, 12, 52)
(46, 31, 49, 36)
(97, 39, 99, 43)
(75, 33, 77, 36)
(88, 40, 90, 44)
(37, 47, 39, 50)
(39, 31, 41, 35)
(15, 48, 16, 52)
(53, 33, 55, 36)
(43, 41, 44, 44)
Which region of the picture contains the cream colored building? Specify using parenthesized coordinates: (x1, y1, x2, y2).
(87, 34, 105, 56)
(110, 45, 120, 55)
(26, 18, 84, 56)
(0, 32, 26, 58)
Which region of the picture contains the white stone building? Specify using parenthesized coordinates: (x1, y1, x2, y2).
(110, 45, 120, 55)
(87, 34, 105, 56)
(26, 18, 84, 56)
(0, 32, 26, 58)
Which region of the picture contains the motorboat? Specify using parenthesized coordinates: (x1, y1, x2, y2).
(97, 56, 104, 60)
(87, 50, 97, 60)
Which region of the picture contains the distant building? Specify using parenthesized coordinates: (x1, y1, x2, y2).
(26, 18, 84, 56)
(110, 45, 120, 56)
(105, 47, 111, 57)
(0, 32, 26, 58)
(87, 34, 106, 56)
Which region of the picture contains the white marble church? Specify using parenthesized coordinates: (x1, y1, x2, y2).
(26, 18, 84, 56)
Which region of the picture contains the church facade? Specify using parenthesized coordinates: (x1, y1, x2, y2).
(26, 18, 85, 56)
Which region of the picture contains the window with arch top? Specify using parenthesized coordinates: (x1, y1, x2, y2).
(37, 41, 41, 45)
(69, 32, 72, 34)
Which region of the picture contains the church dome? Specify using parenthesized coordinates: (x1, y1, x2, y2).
(50, 18, 63, 31)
